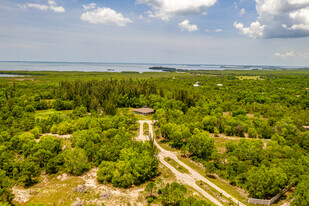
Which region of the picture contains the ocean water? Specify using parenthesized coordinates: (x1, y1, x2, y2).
(0, 61, 306, 73)
(0, 74, 29, 77)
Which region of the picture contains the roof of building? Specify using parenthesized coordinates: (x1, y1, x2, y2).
(304, 126, 309, 129)
(133, 107, 154, 114)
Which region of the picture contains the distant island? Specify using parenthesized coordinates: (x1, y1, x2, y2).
(149, 66, 177, 72)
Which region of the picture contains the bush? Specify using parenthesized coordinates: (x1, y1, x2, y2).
(30, 126, 42, 139)
(64, 148, 90, 176)
(232, 108, 247, 117)
(248, 127, 257, 138)
(50, 125, 58, 134)
(147, 197, 154, 203)
(214, 127, 219, 137)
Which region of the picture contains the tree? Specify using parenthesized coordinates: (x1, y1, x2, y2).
(20, 156, 41, 186)
(30, 126, 42, 139)
(224, 125, 233, 136)
(248, 127, 257, 138)
(299, 131, 309, 151)
(246, 165, 288, 199)
(160, 182, 187, 205)
(33, 149, 52, 167)
(72, 106, 87, 117)
(0, 170, 14, 204)
(46, 154, 64, 174)
(187, 131, 215, 160)
(25, 105, 35, 113)
(204, 162, 216, 177)
(232, 108, 247, 117)
(97, 146, 158, 188)
(214, 127, 219, 137)
(292, 176, 309, 206)
(145, 181, 156, 197)
(64, 148, 90, 176)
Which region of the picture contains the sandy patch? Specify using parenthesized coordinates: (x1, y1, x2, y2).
(12, 186, 32, 203)
(41, 133, 72, 139)
(14, 78, 35, 81)
(80, 168, 146, 206)
(57, 173, 71, 181)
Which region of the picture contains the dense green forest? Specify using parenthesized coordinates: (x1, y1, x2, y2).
(0, 70, 308, 205)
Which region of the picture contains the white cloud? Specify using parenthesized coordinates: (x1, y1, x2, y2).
(275, 51, 295, 58)
(81, 8, 132, 27)
(300, 52, 309, 59)
(136, 0, 217, 21)
(83, 3, 96, 11)
(234, 0, 309, 38)
(233, 21, 265, 38)
(205, 29, 223, 32)
(49, 6, 65, 13)
(178, 20, 198, 32)
(275, 51, 309, 59)
(26, 3, 49, 11)
(23, 0, 65, 13)
(48, 0, 65, 13)
(289, 8, 309, 30)
(239, 8, 246, 16)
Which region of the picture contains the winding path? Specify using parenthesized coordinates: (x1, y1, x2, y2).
(137, 120, 246, 206)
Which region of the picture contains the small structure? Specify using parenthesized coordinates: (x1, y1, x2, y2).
(194, 82, 199, 87)
(133, 107, 154, 115)
(217, 84, 223, 87)
(304, 126, 309, 131)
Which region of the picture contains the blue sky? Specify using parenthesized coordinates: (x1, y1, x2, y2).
(0, 0, 309, 66)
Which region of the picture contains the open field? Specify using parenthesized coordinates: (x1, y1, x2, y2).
(35, 109, 72, 119)
(13, 161, 180, 206)
(236, 76, 264, 80)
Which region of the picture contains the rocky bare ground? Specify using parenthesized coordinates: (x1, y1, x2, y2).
(13, 168, 146, 206)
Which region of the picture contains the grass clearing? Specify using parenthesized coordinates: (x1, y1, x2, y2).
(143, 122, 149, 136)
(117, 107, 153, 120)
(157, 140, 179, 152)
(157, 162, 177, 183)
(178, 156, 206, 176)
(206, 176, 248, 204)
(185, 184, 215, 205)
(35, 109, 72, 119)
(236, 76, 264, 80)
(197, 181, 237, 206)
(164, 157, 189, 174)
(15, 175, 85, 206)
(214, 137, 240, 154)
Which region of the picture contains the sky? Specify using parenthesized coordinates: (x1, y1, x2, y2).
(0, 0, 309, 66)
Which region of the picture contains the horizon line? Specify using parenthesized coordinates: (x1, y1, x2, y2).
(0, 60, 307, 68)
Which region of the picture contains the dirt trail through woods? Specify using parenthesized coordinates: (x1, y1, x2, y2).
(137, 120, 246, 206)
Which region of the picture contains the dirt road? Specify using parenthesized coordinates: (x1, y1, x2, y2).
(137, 120, 246, 206)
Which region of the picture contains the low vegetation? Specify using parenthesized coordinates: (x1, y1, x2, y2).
(164, 157, 189, 174)
(0, 70, 308, 205)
